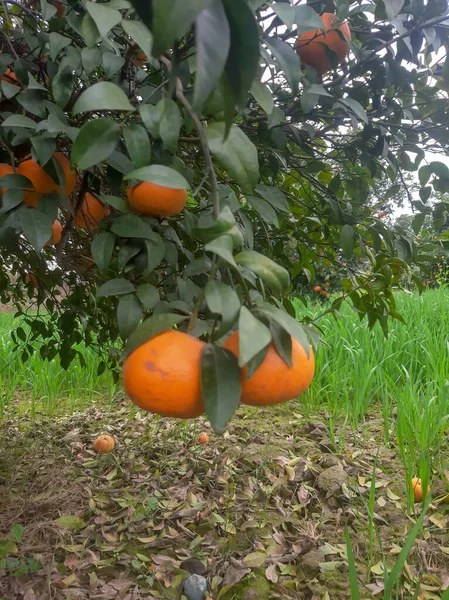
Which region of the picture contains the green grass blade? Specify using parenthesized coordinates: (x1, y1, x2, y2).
(345, 524, 361, 600)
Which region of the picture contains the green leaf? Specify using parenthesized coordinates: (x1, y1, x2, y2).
(121, 19, 153, 60)
(294, 5, 327, 33)
(430, 161, 449, 179)
(136, 283, 159, 309)
(418, 165, 431, 186)
(158, 98, 181, 152)
(55, 516, 86, 531)
(255, 303, 310, 356)
(99, 194, 129, 213)
(250, 80, 274, 115)
(1, 80, 20, 99)
(1, 189, 24, 213)
(270, 320, 292, 368)
(31, 135, 56, 166)
(73, 82, 133, 113)
(91, 232, 115, 272)
(150, 0, 215, 57)
(412, 213, 425, 234)
(52, 67, 73, 109)
(19, 207, 54, 253)
(82, 14, 101, 47)
(206, 122, 259, 193)
(111, 214, 154, 238)
(71, 118, 121, 170)
(140, 103, 163, 139)
(205, 234, 237, 267)
(1, 115, 37, 129)
(125, 164, 189, 189)
(117, 294, 143, 339)
(265, 38, 301, 93)
(10, 524, 23, 543)
(246, 195, 279, 227)
(142, 235, 165, 276)
(235, 250, 290, 295)
(123, 124, 151, 169)
(272, 2, 295, 28)
(383, 0, 404, 20)
(122, 313, 187, 358)
(205, 280, 240, 339)
(81, 47, 102, 75)
(340, 224, 356, 258)
(97, 278, 135, 297)
(200, 343, 241, 434)
(0, 174, 32, 189)
(193, 0, 230, 113)
(223, 0, 260, 110)
(49, 32, 71, 62)
(338, 98, 368, 123)
(103, 52, 125, 79)
(238, 306, 271, 368)
(256, 184, 289, 212)
(86, 1, 122, 37)
(345, 525, 361, 600)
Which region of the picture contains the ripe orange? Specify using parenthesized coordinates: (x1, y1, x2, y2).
(123, 330, 205, 418)
(135, 51, 148, 67)
(295, 13, 351, 74)
(18, 153, 76, 207)
(377, 211, 387, 217)
(45, 220, 63, 246)
(223, 332, 315, 406)
(411, 477, 429, 503)
(197, 432, 209, 444)
(25, 272, 39, 288)
(94, 434, 115, 453)
(313, 285, 321, 292)
(325, 281, 331, 287)
(75, 192, 110, 230)
(0, 68, 18, 84)
(320, 289, 328, 297)
(127, 182, 187, 218)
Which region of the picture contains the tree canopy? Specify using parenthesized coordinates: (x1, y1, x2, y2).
(0, 0, 448, 429)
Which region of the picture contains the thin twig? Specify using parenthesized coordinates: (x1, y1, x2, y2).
(0, 139, 16, 170)
(0, 28, 19, 59)
(55, 172, 88, 258)
(159, 55, 220, 219)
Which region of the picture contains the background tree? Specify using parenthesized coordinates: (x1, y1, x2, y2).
(0, 0, 448, 428)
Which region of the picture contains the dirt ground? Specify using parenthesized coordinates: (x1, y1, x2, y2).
(1, 399, 449, 599)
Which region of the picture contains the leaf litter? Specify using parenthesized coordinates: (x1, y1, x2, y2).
(0, 400, 449, 599)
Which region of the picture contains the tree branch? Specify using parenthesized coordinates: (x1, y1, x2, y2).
(55, 172, 88, 259)
(159, 55, 220, 219)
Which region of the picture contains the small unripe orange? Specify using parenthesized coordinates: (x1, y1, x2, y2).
(94, 434, 115, 453)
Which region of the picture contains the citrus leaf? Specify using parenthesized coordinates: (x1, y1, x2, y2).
(1, 115, 37, 129)
(193, 0, 230, 113)
(235, 250, 290, 295)
(97, 278, 135, 297)
(205, 234, 237, 267)
(19, 207, 53, 253)
(265, 37, 301, 93)
(86, 1, 122, 37)
(91, 232, 115, 272)
(136, 283, 159, 309)
(121, 19, 153, 60)
(206, 122, 259, 192)
(111, 214, 154, 238)
(123, 124, 151, 169)
(124, 165, 189, 189)
(117, 294, 143, 339)
(255, 302, 310, 356)
(200, 343, 241, 434)
(250, 80, 274, 115)
(71, 118, 121, 170)
(73, 82, 133, 113)
(237, 306, 271, 368)
(205, 280, 240, 339)
(340, 224, 356, 258)
(158, 98, 181, 152)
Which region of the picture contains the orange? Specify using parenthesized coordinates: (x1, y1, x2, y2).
(320, 289, 328, 297)
(25, 272, 39, 289)
(197, 432, 209, 444)
(0, 68, 18, 84)
(0, 163, 14, 195)
(18, 153, 76, 207)
(377, 211, 387, 217)
(75, 192, 110, 230)
(127, 181, 187, 218)
(411, 477, 429, 503)
(295, 13, 351, 74)
(45, 220, 63, 246)
(94, 434, 115, 453)
(313, 285, 321, 292)
(135, 51, 148, 67)
(325, 281, 331, 287)
(223, 332, 315, 406)
(123, 330, 205, 418)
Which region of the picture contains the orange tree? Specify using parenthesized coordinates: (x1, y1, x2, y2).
(0, 0, 448, 431)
